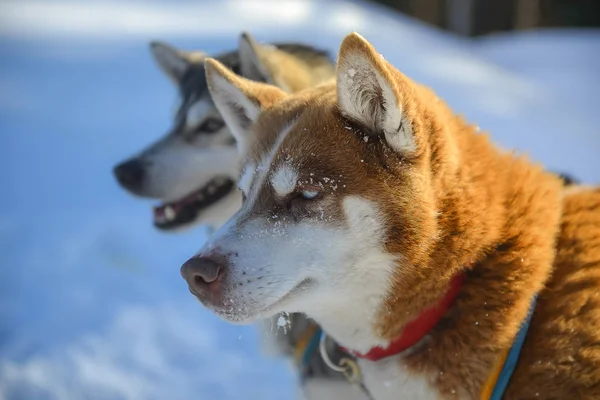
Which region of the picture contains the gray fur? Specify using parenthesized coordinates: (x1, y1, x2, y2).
(113, 39, 335, 231)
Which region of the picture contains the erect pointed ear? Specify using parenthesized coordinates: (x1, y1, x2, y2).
(239, 32, 311, 93)
(336, 32, 416, 155)
(150, 41, 205, 83)
(238, 33, 275, 82)
(205, 58, 287, 154)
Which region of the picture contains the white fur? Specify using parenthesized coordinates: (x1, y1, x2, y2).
(271, 165, 298, 198)
(337, 53, 416, 154)
(244, 121, 296, 207)
(197, 195, 396, 353)
(305, 197, 397, 353)
(238, 162, 255, 196)
(185, 99, 212, 128)
(142, 143, 240, 202)
(195, 172, 443, 398)
(359, 355, 441, 400)
(301, 379, 367, 400)
(207, 73, 261, 155)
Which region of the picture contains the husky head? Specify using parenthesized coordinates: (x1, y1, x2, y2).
(180, 32, 469, 352)
(113, 33, 334, 230)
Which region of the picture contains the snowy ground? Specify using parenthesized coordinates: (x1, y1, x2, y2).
(0, 1, 598, 399)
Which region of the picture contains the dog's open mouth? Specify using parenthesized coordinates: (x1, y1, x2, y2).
(153, 177, 234, 229)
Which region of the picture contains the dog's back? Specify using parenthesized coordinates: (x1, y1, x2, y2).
(505, 186, 600, 398)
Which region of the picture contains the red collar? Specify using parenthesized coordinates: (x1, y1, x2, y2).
(343, 273, 465, 362)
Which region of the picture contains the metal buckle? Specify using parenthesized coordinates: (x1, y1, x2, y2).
(318, 332, 362, 384)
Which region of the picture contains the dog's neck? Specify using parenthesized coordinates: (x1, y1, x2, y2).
(378, 108, 562, 395)
(344, 273, 466, 362)
(306, 262, 466, 358)
(309, 109, 564, 375)
(308, 307, 388, 355)
(304, 256, 398, 353)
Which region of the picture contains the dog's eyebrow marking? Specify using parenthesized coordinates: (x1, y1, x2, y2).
(243, 119, 297, 209)
(271, 165, 298, 198)
(239, 163, 255, 195)
(185, 99, 211, 128)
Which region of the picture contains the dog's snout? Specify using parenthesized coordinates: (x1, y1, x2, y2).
(113, 159, 145, 190)
(181, 256, 223, 293)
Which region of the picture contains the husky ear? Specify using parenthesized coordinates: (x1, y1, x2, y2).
(205, 58, 286, 154)
(336, 32, 416, 155)
(150, 41, 204, 83)
(238, 33, 273, 82)
(238, 32, 297, 93)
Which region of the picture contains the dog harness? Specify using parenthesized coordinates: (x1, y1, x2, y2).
(292, 319, 376, 398)
(480, 294, 538, 400)
(293, 322, 322, 368)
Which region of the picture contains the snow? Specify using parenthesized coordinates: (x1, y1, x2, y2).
(277, 315, 289, 329)
(470, 28, 600, 183)
(473, 28, 600, 107)
(0, 0, 598, 399)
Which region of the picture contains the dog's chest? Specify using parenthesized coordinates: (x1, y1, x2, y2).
(359, 355, 441, 400)
(302, 378, 368, 400)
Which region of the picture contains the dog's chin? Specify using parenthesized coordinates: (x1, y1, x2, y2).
(211, 308, 262, 325)
(208, 278, 316, 325)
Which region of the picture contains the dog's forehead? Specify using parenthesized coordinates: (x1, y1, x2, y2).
(175, 63, 222, 126)
(266, 99, 361, 173)
(241, 91, 370, 201)
(176, 50, 243, 120)
(172, 48, 247, 126)
(251, 90, 334, 162)
(176, 65, 208, 108)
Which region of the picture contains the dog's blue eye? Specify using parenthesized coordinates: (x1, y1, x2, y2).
(301, 190, 319, 200)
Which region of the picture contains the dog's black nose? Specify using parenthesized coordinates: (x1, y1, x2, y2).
(181, 256, 223, 294)
(113, 159, 145, 190)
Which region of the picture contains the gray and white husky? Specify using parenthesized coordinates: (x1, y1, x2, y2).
(113, 33, 367, 400)
(113, 33, 334, 231)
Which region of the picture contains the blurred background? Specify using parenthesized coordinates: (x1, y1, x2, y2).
(0, 0, 598, 399)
